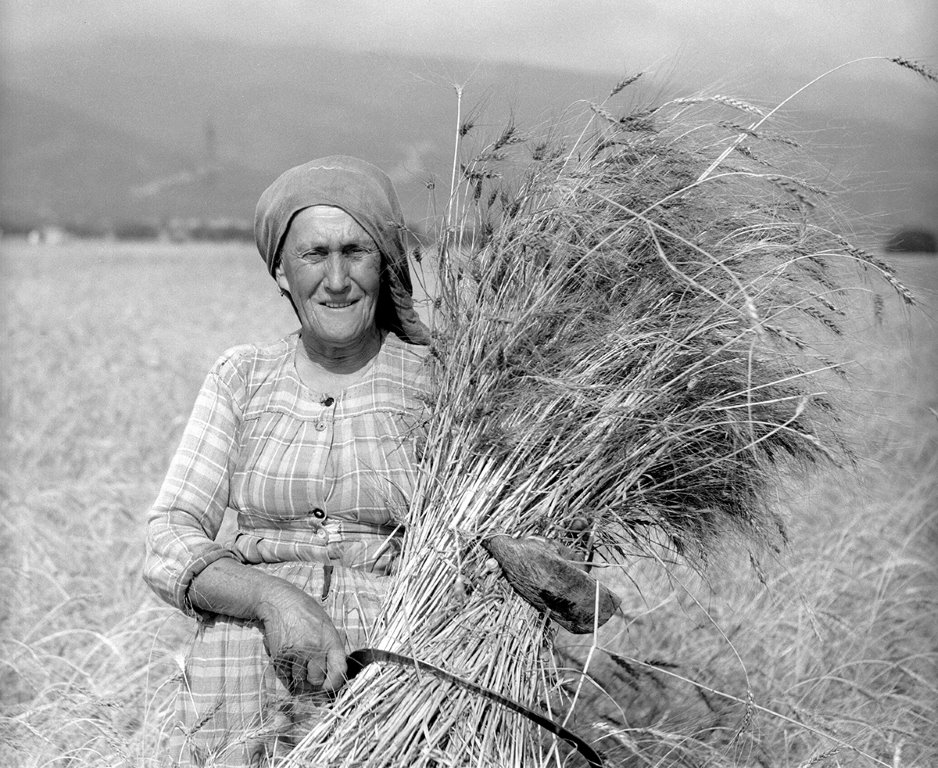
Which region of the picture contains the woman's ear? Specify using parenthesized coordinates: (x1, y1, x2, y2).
(274, 262, 290, 295)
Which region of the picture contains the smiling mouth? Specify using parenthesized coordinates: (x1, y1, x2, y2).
(322, 300, 357, 309)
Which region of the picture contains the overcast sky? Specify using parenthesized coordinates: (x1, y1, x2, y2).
(3, 0, 935, 89)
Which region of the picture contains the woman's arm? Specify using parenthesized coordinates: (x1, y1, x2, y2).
(144, 362, 243, 610)
(145, 354, 346, 692)
(189, 558, 347, 692)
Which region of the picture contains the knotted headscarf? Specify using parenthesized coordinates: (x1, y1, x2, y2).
(255, 155, 430, 346)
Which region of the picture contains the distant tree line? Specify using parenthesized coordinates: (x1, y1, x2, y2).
(0, 216, 255, 243)
(884, 227, 937, 254)
(5, 215, 932, 255)
(0, 216, 435, 246)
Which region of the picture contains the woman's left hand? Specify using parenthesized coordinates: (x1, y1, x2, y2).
(256, 582, 348, 695)
(187, 558, 348, 694)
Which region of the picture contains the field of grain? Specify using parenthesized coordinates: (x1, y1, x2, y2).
(1, 240, 935, 766)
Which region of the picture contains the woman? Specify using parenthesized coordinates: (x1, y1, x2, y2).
(144, 156, 431, 765)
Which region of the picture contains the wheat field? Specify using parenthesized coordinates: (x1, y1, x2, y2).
(0, 239, 935, 766)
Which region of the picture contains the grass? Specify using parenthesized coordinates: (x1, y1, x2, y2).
(552, 254, 938, 765)
(0, 243, 297, 765)
(282, 74, 934, 765)
(2, 88, 937, 765)
(0, 240, 935, 766)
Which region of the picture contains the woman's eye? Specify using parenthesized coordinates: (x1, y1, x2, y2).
(296, 246, 376, 262)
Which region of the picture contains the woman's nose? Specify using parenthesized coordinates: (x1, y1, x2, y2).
(323, 253, 350, 291)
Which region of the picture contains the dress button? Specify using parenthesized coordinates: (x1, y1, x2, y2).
(322, 396, 335, 407)
(310, 508, 326, 520)
(315, 421, 326, 431)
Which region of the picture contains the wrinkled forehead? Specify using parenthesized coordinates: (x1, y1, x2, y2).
(282, 205, 377, 249)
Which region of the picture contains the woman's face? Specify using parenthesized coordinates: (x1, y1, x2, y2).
(276, 206, 382, 356)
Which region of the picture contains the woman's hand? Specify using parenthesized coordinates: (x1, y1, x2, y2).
(187, 558, 347, 694)
(256, 585, 347, 694)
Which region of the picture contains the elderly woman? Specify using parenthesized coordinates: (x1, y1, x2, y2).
(144, 156, 431, 765)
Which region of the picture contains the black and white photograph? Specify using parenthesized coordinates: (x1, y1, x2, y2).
(1, 2, 935, 766)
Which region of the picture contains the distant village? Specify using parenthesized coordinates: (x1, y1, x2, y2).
(3, 217, 934, 255)
(6, 216, 255, 246)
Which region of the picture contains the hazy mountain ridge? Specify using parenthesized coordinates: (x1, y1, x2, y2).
(2, 35, 934, 233)
(0, 85, 275, 228)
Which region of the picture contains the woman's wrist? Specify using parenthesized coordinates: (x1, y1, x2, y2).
(188, 558, 298, 621)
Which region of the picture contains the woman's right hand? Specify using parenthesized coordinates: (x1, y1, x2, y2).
(255, 584, 348, 695)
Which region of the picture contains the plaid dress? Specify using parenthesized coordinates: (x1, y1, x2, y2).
(144, 332, 429, 766)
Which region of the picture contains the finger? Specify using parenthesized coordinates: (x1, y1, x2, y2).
(289, 653, 319, 695)
(321, 647, 348, 693)
(273, 651, 314, 695)
(304, 655, 327, 689)
(271, 651, 298, 685)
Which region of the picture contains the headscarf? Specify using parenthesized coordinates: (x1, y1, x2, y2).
(254, 155, 430, 346)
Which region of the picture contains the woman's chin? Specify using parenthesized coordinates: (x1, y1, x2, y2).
(301, 317, 380, 358)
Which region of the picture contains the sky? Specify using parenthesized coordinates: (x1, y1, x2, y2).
(3, 0, 935, 89)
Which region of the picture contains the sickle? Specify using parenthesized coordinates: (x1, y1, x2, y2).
(345, 648, 604, 768)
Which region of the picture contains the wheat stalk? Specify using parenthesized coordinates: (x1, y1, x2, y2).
(285, 81, 911, 767)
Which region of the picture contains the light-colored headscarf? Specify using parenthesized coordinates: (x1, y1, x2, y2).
(254, 155, 430, 346)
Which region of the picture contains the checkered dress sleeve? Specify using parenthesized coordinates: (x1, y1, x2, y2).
(144, 353, 244, 615)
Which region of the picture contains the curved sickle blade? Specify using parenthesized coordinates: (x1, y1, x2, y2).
(346, 647, 604, 768)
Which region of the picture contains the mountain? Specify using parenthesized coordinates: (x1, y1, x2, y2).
(0, 36, 620, 229)
(0, 85, 271, 229)
(1, 35, 935, 233)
